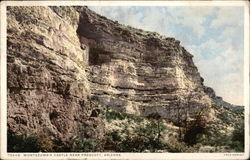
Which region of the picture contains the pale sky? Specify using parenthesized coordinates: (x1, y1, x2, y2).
(89, 6, 244, 105)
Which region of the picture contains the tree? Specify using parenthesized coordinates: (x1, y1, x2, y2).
(147, 113, 162, 140)
(183, 110, 207, 145)
(231, 120, 244, 152)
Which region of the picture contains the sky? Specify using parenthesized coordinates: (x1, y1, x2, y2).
(89, 6, 245, 105)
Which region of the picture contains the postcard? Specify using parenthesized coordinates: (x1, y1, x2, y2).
(0, 1, 249, 160)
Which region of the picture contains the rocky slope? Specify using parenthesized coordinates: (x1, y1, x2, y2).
(7, 6, 241, 151)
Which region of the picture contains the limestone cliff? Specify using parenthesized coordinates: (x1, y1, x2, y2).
(76, 7, 212, 122)
(7, 6, 104, 147)
(7, 6, 212, 148)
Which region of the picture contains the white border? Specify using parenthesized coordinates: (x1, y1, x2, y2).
(243, 1, 250, 157)
(0, 1, 249, 160)
(0, 0, 249, 6)
(0, 2, 7, 158)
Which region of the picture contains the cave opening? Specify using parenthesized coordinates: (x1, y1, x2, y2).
(88, 47, 112, 66)
(76, 15, 112, 66)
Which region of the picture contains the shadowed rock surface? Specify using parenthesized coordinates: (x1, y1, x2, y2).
(7, 6, 104, 146)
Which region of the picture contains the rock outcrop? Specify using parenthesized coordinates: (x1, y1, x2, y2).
(7, 6, 213, 147)
(204, 86, 244, 112)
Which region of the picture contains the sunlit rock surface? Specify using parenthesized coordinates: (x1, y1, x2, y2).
(76, 7, 212, 122)
(7, 6, 214, 145)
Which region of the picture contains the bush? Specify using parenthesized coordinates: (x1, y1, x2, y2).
(106, 131, 167, 152)
(7, 130, 99, 152)
(7, 130, 54, 152)
(105, 109, 126, 122)
(36, 134, 55, 152)
(104, 110, 168, 152)
(69, 138, 99, 152)
(105, 109, 143, 123)
(8, 130, 40, 152)
(166, 136, 188, 152)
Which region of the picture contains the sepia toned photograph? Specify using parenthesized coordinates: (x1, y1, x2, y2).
(0, 1, 249, 160)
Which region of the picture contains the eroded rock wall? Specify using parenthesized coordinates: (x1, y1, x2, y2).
(7, 6, 104, 144)
(77, 7, 212, 122)
(7, 6, 212, 146)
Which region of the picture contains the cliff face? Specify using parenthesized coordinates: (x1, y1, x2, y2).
(7, 6, 212, 146)
(7, 6, 104, 145)
(77, 7, 212, 122)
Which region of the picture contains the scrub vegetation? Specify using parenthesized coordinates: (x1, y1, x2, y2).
(8, 104, 244, 152)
